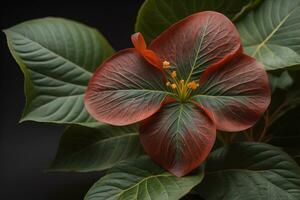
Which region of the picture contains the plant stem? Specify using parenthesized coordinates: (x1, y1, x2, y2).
(258, 111, 269, 142)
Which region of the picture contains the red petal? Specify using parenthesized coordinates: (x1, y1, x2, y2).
(131, 32, 163, 71)
(85, 48, 169, 126)
(194, 54, 271, 132)
(142, 49, 163, 70)
(150, 11, 242, 80)
(139, 102, 216, 177)
(131, 32, 147, 52)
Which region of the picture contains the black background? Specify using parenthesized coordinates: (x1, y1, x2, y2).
(0, 1, 144, 199)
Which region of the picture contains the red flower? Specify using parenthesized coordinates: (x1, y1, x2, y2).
(84, 11, 271, 177)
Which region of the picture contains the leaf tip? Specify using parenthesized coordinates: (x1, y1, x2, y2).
(18, 118, 26, 123)
(18, 114, 30, 123)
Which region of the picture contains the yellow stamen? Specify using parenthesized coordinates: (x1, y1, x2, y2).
(165, 68, 200, 101)
(171, 83, 177, 89)
(187, 81, 198, 90)
(163, 60, 171, 69)
(171, 71, 177, 78)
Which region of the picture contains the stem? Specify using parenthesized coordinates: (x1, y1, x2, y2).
(268, 101, 287, 125)
(258, 111, 269, 142)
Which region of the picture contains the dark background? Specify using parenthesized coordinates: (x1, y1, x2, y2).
(0, 1, 144, 199)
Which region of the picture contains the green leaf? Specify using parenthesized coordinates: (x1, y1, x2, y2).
(84, 156, 204, 200)
(49, 125, 144, 172)
(135, 0, 258, 43)
(195, 142, 300, 200)
(4, 17, 114, 126)
(237, 0, 300, 70)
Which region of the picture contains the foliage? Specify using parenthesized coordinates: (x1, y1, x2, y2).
(4, 0, 300, 199)
(4, 18, 114, 127)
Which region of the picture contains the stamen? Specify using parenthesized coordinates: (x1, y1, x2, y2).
(163, 65, 200, 101)
(171, 71, 177, 78)
(171, 83, 177, 89)
(163, 60, 171, 69)
(187, 81, 199, 90)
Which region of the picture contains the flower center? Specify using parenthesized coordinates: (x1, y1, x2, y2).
(163, 60, 199, 102)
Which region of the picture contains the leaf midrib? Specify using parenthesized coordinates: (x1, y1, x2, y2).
(113, 173, 173, 200)
(250, 5, 299, 56)
(6, 30, 94, 76)
(174, 104, 185, 158)
(186, 18, 209, 82)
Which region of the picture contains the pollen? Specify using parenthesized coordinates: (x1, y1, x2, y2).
(163, 60, 171, 69)
(187, 81, 199, 90)
(171, 71, 177, 78)
(171, 83, 177, 89)
(166, 81, 171, 86)
(179, 79, 184, 84)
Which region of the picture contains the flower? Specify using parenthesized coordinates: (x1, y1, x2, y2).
(84, 11, 271, 177)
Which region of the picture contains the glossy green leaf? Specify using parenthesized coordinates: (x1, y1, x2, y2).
(195, 142, 300, 200)
(49, 125, 144, 172)
(4, 17, 114, 126)
(135, 0, 258, 43)
(237, 0, 300, 70)
(84, 156, 204, 200)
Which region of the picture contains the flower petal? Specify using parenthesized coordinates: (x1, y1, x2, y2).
(131, 32, 147, 52)
(85, 49, 169, 126)
(139, 102, 216, 177)
(193, 54, 271, 132)
(150, 11, 242, 80)
(131, 32, 163, 71)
